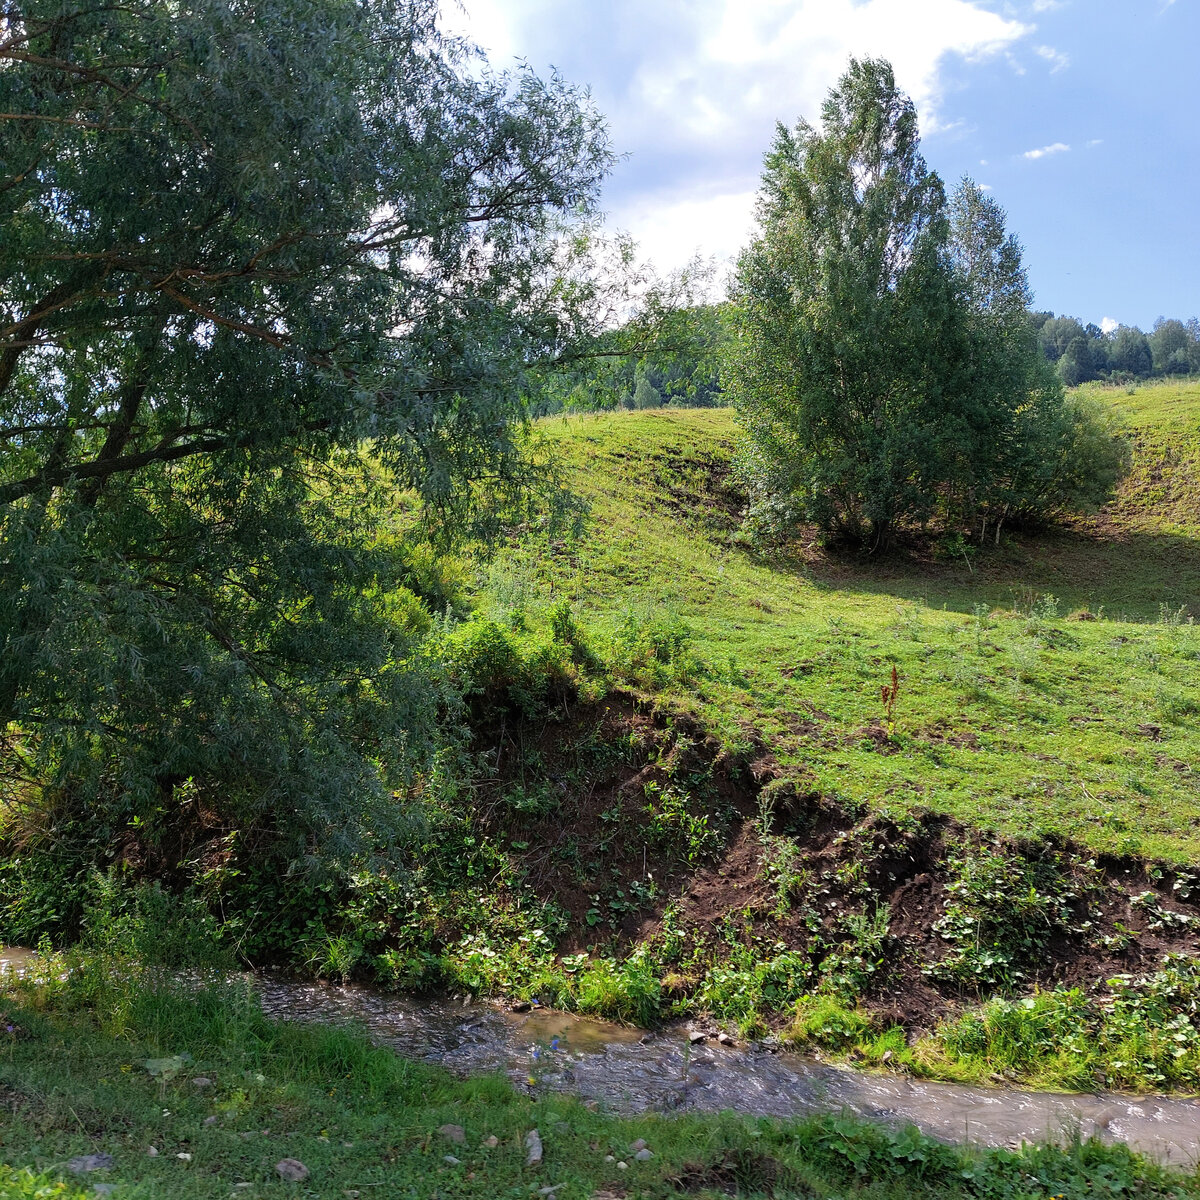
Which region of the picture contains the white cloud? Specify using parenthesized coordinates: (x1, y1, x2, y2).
(1086, 138, 1104, 148)
(1023, 141, 1070, 159)
(1100, 317, 1119, 334)
(638, 0, 1029, 145)
(1034, 44, 1070, 72)
(613, 188, 758, 279)
(437, 0, 1032, 273)
(438, 0, 518, 57)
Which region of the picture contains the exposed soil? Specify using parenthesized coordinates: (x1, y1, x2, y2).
(479, 693, 1200, 1033)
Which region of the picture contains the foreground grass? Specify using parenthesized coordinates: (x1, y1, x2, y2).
(492, 381, 1200, 862)
(1, 958, 1199, 1200)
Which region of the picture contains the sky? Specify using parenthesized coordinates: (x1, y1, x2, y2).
(441, 0, 1198, 331)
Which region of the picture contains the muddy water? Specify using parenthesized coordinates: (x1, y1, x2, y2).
(4, 948, 1199, 1165)
(254, 978, 1200, 1167)
(0, 947, 38, 974)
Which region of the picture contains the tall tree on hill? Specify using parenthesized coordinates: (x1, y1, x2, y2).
(1150, 318, 1192, 375)
(0, 0, 619, 869)
(1109, 326, 1154, 377)
(728, 59, 1126, 550)
(728, 58, 956, 548)
(1038, 316, 1087, 364)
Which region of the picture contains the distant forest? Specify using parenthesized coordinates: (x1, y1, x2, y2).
(535, 306, 1199, 417)
(1031, 313, 1200, 385)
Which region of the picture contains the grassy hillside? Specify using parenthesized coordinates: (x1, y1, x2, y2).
(489, 380, 1199, 864)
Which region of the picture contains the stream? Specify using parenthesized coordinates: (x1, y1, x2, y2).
(4, 948, 1200, 1166)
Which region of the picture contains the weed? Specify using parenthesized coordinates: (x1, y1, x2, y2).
(880, 664, 900, 736)
(924, 846, 1091, 992)
(641, 779, 723, 866)
(301, 931, 364, 983)
(1158, 601, 1191, 626)
(821, 905, 892, 995)
(761, 838, 808, 918)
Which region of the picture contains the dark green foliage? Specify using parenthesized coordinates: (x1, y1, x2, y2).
(0, 0, 616, 874)
(439, 615, 588, 721)
(1151, 318, 1194, 376)
(1111, 326, 1156, 377)
(730, 58, 955, 548)
(1033, 313, 1200, 382)
(729, 60, 1129, 549)
(1059, 336, 1103, 385)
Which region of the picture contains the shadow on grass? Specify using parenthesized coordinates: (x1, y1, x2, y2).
(761, 524, 1200, 623)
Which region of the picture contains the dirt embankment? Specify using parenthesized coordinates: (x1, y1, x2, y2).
(481, 694, 1200, 1030)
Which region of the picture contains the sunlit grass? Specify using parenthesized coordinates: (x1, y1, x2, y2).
(486, 382, 1200, 862)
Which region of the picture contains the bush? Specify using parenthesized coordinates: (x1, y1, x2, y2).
(439, 617, 580, 720)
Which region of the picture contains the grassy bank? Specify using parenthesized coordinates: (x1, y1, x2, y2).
(1, 953, 1198, 1200)
(492, 381, 1199, 861)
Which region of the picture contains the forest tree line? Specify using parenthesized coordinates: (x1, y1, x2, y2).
(1032, 313, 1200, 385)
(536, 306, 1200, 419)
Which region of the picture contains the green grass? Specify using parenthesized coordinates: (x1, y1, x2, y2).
(491, 381, 1200, 862)
(1, 954, 1198, 1200)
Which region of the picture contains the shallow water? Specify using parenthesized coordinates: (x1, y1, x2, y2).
(0, 947, 38, 974)
(5, 948, 1199, 1165)
(255, 977, 1200, 1167)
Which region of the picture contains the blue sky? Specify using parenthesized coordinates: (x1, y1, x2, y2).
(442, 0, 1197, 330)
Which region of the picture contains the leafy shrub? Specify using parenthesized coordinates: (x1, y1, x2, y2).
(0, 848, 90, 946)
(439, 617, 579, 719)
(924, 846, 1089, 991)
(641, 779, 723, 866)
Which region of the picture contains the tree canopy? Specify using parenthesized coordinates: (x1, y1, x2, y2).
(0, 0, 619, 867)
(728, 58, 1127, 550)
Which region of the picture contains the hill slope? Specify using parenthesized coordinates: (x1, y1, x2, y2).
(489, 382, 1200, 863)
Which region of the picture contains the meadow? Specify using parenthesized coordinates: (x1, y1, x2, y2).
(487, 380, 1200, 863)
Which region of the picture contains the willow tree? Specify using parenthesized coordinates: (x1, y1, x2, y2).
(0, 0, 615, 874)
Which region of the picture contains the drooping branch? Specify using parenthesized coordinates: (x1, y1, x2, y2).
(0, 281, 75, 399)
